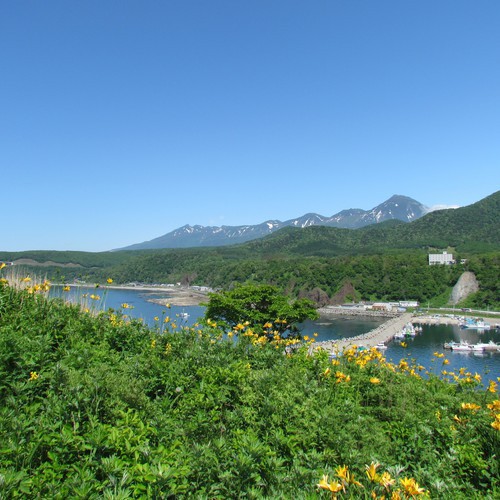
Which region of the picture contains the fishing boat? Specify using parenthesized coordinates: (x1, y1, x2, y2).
(474, 341, 500, 352)
(400, 322, 417, 337)
(450, 341, 474, 352)
(460, 318, 491, 330)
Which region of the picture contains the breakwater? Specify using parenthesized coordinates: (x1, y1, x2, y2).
(317, 306, 399, 319)
(312, 312, 413, 353)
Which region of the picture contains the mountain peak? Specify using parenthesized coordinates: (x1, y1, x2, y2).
(117, 195, 431, 250)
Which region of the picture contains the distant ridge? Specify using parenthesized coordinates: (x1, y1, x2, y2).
(118, 195, 430, 250)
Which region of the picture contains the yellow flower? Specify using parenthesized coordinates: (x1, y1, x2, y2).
(336, 465, 362, 487)
(317, 474, 343, 494)
(370, 377, 381, 385)
(365, 462, 380, 482)
(473, 372, 482, 382)
(121, 303, 131, 309)
(151, 339, 156, 349)
(0, 262, 6, 270)
(442, 359, 449, 365)
(491, 420, 500, 431)
(399, 477, 426, 497)
(335, 371, 350, 383)
(63, 285, 71, 292)
(461, 402, 480, 411)
(29, 371, 39, 381)
(487, 400, 500, 412)
(400, 342, 407, 348)
(154, 316, 159, 322)
(22, 276, 31, 283)
(107, 278, 113, 284)
(335, 465, 349, 481)
(90, 294, 100, 300)
(379, 471, 395, 490)
(487, 381, 498, 393)
(323, 368, 331, 377)
(164, 343, 172, 355)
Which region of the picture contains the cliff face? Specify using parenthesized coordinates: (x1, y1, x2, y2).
(450, 272, 479, 305)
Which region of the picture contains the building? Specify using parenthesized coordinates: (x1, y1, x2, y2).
(428, 252, 455, 265)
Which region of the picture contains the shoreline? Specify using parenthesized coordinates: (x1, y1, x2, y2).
(57, 283, 211, 307)
(108, 285, 211, 307)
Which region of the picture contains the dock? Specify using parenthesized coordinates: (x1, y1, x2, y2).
(312, 312, 414, 353)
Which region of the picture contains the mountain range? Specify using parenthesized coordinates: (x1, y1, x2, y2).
(119, 194, 430, 250)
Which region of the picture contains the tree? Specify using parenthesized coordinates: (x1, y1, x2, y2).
(203, 284, 318, 339)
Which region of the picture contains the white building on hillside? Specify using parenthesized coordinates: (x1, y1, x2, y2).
(428, 252, 455, 265)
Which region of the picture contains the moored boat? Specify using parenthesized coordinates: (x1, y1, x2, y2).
(460, 318, 491, 330)
(450, 341, 473, 352)
(474, 340, 500, 352)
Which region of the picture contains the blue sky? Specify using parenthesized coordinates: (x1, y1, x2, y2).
(1, 1, 499, 252)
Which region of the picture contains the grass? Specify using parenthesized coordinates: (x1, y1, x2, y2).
(0, 272, 499, 498)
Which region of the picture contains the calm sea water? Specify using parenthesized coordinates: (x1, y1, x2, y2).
(50, 287, 500, 385)
(50, 286, 205, 327)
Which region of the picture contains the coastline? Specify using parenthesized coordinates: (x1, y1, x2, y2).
(110, 285, 211, 307)
(60, 283, 211, 307)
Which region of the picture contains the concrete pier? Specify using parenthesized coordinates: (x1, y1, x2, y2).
(313, 312, 414, 353)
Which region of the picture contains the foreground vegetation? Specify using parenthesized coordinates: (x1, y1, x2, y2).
(0, 276, 499, 498)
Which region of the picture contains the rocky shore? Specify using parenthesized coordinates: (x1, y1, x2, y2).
(317, 305, 399, 318)
(107, 285, 211, 306)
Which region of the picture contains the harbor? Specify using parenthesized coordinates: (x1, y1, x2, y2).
(312, 312, 500, 355)
(313, 313, 414, 352)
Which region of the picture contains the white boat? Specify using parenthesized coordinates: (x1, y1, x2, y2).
(450, 341, 473, 352)
(474, 341, 500, 352)
(375, 342, 388, 350)
(179, 310, 190, 319)
(460, 318, 491, 330)
(401, 322, 417, 337)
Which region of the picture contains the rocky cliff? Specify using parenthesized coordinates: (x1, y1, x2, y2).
(450, 272, 479, 305)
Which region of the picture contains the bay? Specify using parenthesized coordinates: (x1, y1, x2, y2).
(50, 286, 500, 384)
(49, 286, 205, 327)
